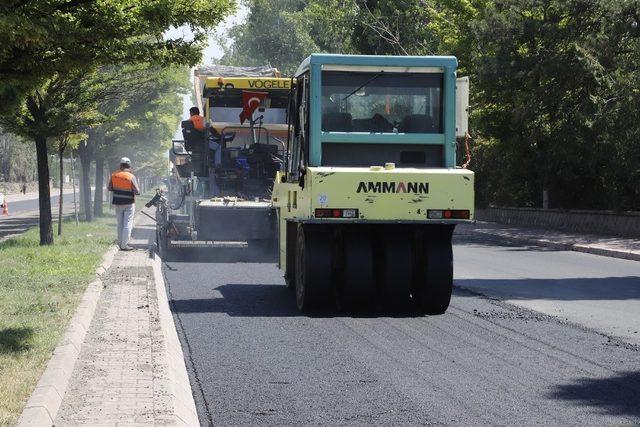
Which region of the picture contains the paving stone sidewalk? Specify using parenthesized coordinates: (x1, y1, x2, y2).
(54, 216, 187, 425)
(466, 221, 640, 261)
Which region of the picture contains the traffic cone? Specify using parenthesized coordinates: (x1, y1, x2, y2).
(2, 201, 8, 216)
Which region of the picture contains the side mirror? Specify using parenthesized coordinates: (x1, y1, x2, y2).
(456, 76, 470, 137)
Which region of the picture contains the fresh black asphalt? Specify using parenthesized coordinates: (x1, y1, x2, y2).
(162, 229, 640, 426)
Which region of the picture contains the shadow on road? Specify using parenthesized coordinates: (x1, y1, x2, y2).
(170, 284, 299, 317)
(169, 283, 436, 318)
(0, 327, 34, 354)
(161, 246, 278, 264)
(0, 216, 40, 240)
(548, 371, 640, 420)
(455, 277, 640, 301)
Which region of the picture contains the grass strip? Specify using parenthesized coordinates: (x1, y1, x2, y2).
(0, 215, 117, 426)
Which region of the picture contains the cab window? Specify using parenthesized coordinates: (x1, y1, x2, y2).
(321, 71, 443, 134)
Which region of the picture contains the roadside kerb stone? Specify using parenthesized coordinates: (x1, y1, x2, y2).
(17, 244, 119, 427)
(151, 238, 200, 426)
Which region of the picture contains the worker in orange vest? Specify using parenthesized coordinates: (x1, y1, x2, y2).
(188, 106, 223, 138)
(188, 107, 206, 131)
(107, 157, 140, 251)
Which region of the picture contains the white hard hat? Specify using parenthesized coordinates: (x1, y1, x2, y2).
(120, 157, 131, 165)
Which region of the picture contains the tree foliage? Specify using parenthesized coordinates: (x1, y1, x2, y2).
(0, 130, 37, 183)
(223, 0, 640, 211)
(0, 0, 235, 244)
(472, 0, 640, 210)
(0, 0, 235, 112)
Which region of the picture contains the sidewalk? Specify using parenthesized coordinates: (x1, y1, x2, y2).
(21, 208, 198, 426)
(468, 221, 640, 262)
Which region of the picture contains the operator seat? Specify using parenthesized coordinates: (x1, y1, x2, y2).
(180, 120, 207, 176)
(181, 120, 205, 152)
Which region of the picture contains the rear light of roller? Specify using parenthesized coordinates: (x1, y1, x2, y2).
(315, 208, 359, 219)
(427, 209, 470, 220)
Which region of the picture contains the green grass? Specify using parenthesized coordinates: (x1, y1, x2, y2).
(0, 215, 117, 426)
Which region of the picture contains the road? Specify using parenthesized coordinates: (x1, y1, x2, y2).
(0, 192, 77, 240)
(161, 228, 640, 426)
(5, 191, 75, 215)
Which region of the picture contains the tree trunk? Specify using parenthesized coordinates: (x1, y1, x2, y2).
(35, 135, 53, 245)
(58, 143, 65, 236)
(93, 156, 104, 217)
(71, 153, 79, 226)
(78, 142, 93, 222)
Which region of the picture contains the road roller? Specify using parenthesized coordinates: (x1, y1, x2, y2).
(272, 54, 474, 313)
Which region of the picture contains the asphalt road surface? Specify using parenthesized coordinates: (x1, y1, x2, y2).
(5, 192, 74, 215)
(162, 228, 640, 426)
(0, 192, 77, 240)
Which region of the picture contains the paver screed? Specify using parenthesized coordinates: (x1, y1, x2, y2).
(54, 249, 175, 425)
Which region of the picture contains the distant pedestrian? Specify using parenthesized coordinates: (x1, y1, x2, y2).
(107, 157, 140, 251)
(22, 182, 27, 195)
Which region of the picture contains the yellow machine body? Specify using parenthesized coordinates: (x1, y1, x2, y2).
(273, 166, 474, 270)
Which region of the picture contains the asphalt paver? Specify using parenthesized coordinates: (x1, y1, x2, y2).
(162, 229, 640, 426)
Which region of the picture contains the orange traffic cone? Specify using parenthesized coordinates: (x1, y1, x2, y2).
(2, 201, 8, 216)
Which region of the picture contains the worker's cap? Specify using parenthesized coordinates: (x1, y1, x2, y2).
(120, 157, 131, 166)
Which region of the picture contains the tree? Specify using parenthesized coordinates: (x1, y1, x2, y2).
(471, 0, 640, 210)
(219, 0, 322, 75)
(0, 129, 37, 183)
(0, 72, 101, 244)
(0, 0, 234, 113)
(0, 0, 235, 244)
(92, 66, 190, 216)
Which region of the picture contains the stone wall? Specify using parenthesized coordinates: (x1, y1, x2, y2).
(476, 207, 640, 238)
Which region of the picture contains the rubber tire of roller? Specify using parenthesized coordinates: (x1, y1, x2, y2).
(284, 224, 297, 291)
(340, 230, 375, 308)
(381, 232, 413, 309)
(295, 226, 332, 311)
(419, 237, 453, 315)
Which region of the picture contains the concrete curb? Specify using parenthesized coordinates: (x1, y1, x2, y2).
(17, 244, 119, 427)
(471, 229, 640, 262)
(150, 253, 201, 426)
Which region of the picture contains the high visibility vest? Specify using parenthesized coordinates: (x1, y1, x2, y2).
(111, 170, 136, 205)
(189, 115, 205, 131)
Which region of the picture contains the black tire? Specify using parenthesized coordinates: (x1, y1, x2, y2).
(417, 230, 453, 315)
(295, 225, 332, 311)
(284, 222, 297, 291)
(380, 231, 413, 309)
(338, 229, 375, 308)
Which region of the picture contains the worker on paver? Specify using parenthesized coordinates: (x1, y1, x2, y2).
(188, 106, 206, 131)
(185, 106, 223, 167)
(108, 157, 140, 251)
(188, 106, 222, 139)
